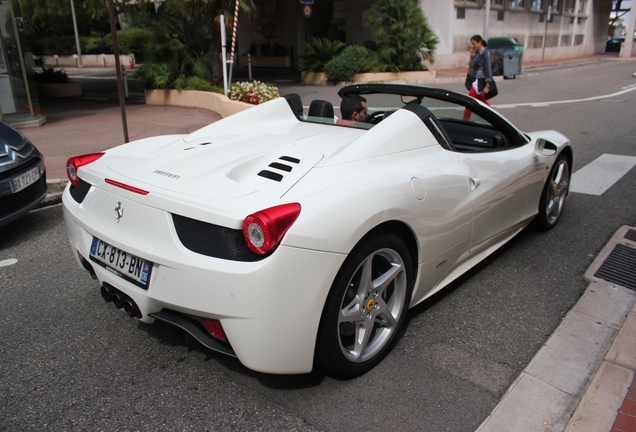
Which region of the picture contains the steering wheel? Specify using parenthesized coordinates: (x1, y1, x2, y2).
(367, 111, 386, 125)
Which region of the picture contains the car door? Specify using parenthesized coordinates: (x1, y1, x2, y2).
(458, 141, 545, 251)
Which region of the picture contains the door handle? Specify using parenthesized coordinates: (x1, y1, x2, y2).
(470, 178, 481, 190)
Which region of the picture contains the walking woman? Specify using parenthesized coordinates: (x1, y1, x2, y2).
(463, 34, 493, 120)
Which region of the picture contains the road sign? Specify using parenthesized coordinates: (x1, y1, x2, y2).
(302, 4, 312, 18)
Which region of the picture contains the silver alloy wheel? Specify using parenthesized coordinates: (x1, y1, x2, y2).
(545, 158, 570, 225)
(337, 247, 407, 363)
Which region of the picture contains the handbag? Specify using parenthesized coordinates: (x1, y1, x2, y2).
(486, 79, 498, 100)
(478, 78, 498, 100)
(464, 72, 472, 91)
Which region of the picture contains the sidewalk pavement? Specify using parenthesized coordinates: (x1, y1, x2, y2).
(14, 53, 636, 431)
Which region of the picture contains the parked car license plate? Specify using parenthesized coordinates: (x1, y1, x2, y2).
(11, 166, 41, 193)
(89, 237, 153, 289)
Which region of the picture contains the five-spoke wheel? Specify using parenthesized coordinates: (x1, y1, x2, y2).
(317, 233, 413, 378)
(535, 154, 570, 230)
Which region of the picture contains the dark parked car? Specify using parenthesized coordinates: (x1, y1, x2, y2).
(606, 38, 622, 53)
(0, 122, 47, 227)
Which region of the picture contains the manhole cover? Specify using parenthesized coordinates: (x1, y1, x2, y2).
(594, 243, 636, 290)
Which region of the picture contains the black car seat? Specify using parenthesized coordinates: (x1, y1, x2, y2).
(283, 93, 304, 118)
(307, 100, 334, 118)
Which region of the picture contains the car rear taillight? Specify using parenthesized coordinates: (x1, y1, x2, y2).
(242, 203, 301, 255)
(66, 153, 104, 186)
(203, 319, 228, 342)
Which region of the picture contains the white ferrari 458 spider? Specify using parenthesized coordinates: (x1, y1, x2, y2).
(63, 84, 572, 378)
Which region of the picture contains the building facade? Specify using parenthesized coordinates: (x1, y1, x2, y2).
(237, 0, 618, 70)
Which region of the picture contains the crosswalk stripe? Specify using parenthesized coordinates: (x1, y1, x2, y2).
(570, 154, 636, 196)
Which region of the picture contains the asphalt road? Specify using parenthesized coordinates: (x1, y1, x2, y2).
(2, 59, 636, 431)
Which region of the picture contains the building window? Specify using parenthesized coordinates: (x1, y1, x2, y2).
(508, 0, 526, 9)
(492, 0, 504, 6)
(531, 0, 544, 11)
(550, 0, 561, 13)
(578, 0, 586, 14)
(497, 10, 505, 20)
(563, 0, 575, 13)
(455, 0, 479, 7)
(457, 7, 466, 19)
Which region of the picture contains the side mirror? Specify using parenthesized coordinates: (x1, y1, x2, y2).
(535, 139, 557, 156)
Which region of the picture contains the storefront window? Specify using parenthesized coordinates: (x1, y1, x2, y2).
(0, 0, 39, 119)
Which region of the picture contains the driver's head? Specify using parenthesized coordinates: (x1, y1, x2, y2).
(340, 95, 368, 122)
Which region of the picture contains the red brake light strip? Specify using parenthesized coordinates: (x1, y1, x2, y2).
(105, 178, 149, 195)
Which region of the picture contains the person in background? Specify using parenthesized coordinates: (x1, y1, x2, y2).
(340, 94, 368, 122)
(463, 34, 492, 120)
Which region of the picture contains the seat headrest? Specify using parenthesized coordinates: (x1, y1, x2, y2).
(308, 100, 334, 118)
(283, 93, 303, 117)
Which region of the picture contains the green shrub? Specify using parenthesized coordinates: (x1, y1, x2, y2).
(173, 76, 222, 93)
(103, 28, 152, 54)
(324, 45, 368, 82)
(300, 37, 346, 72)
(363, 0, 438, 72)
(33, 64, 71, 83)
(135, 62, 171, 89)
(80, 36, 108, 54)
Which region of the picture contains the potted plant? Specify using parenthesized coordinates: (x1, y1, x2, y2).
(33, 64, 82, 97)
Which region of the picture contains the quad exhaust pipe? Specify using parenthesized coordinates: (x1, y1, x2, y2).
(101, 282, 141, 318)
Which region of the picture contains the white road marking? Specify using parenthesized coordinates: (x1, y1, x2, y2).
(570, 154, 636, 196)
(493, 85, 636, 109)
(0, 258, 18, 267)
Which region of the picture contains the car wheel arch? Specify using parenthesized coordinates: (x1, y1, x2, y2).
(559, 147, 574, 183)
(318, 219, 419, 312)
(313, 221, 418, 377)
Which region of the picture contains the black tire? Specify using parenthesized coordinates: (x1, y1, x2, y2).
(316, 233, 413, 378)
(534, 154, 570, 231)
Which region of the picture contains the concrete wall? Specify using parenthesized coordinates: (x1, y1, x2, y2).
(41, 54, 136, 68)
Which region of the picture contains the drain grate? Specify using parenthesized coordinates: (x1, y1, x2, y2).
(594, 243, 636, 290)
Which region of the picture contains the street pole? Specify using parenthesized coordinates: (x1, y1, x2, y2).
(70, 0, 83, 67)
(484, 0, 490, 41)
(228, 0, 240, 89)
(541, 5, 551, 63)
(108, 0, 129, 143)
(220, 14, 228, 97)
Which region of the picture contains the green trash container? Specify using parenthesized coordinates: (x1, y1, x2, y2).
(488, 37, 523, 79)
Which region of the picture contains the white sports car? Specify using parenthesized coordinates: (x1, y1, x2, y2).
(63, 84, 572, 378)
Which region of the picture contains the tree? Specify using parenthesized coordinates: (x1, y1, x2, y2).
(134, 0, 256, 88)
(174, 0, 256, 86)
(134, 0, 217, 90)
(363, 0, 438, 72)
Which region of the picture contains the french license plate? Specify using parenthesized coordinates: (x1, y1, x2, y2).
(89, 237, 153, 289)
(11, 166, 41, 193)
